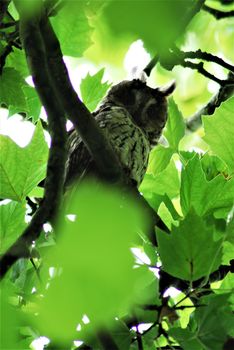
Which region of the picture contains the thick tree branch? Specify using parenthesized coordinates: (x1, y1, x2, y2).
(203, 4, 234, 19)
(0, 6, 67, 279)
(38, 8, 123, 184)
(186, 72, 234, 131)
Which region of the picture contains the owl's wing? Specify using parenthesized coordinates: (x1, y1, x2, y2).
(64, 129, 93, 188)
(65, 105, 150, 188)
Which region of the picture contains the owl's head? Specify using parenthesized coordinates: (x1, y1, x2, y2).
(103, 79, 175, 142)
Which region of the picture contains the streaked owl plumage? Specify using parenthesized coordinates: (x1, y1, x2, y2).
(65, 79, 175, 188)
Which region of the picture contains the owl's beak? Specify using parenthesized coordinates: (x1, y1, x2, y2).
(158, 80, 176, 96)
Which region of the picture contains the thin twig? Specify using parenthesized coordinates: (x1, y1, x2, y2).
(0, 20, 18, 29)
(203, 4, 234, 19)
(180, 60, 230, 85)
(179, 48, 234, 73)
(186, 72, 234, 131)
(144, 55, 159, 77)
(30, 258, 42, 283)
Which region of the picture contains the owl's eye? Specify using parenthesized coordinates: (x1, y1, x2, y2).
(118, 88, 136, 106)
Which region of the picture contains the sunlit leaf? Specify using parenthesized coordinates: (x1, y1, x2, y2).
(0, 67, 27, 116)
(141, 158, 180, 201)
(0, 201, 26, 255)
(164, 98, 185, 152)
(0, 121, 48, 201)
(203, 97, 234, 175)
(6, 48, 29, 79)
(157, 209, 222, 281)
(80, 68, 111, 111)
(22, 85, 41, 123)
(180, 154, 234, 217)
(148, 98, 185, 174)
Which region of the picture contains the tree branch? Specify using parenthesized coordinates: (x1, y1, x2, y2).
(159, 261, 234, 295)
(0, 42, 13, 73)
(161, 47, 234, 86)
(203, 4, 234, 19)
(179, 48, 234, 73)
(186, 72, 234, 131)
(0, 0, 11, 23)
(0, 4, 67, 279)
(144, 46, 234, 86)
(143, 0, 206, 76)
(38, 8, 123, 184)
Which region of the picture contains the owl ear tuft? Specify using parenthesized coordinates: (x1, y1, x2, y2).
(131, 67, 147, 83)
(158, 80, 176, 96)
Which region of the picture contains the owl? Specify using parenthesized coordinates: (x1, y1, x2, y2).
(65, 78, 175, 188)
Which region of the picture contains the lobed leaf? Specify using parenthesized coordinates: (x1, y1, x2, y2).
(203, 97, 234, 175)
(157, 209, 222, 281)
(0, 122, 48, 201)
(80, 68, 111, 111)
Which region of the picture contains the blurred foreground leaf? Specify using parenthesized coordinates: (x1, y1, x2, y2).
(51, 1, 92, 57)
(36, 182, 149, 342)
(101, 0, 197, 52)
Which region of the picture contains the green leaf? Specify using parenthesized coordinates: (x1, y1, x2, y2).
(23, 85, 41, 123)
(141, 158, 180, 201)
(164, 98, 185, 152)
(148, 146, 173, 175)
(157, 209, 222, 281)
(194, 294, 234, 350)
(101, 0, 197, 53)
(0, 201, 27, 255)
(180, 154, 234, 217)
(148, 98, 185, 174)
(36, 182, 149, 342)
(0, 122, 48, 201)
(169, 327, 202, 350)
(214, 273, 234, 296)
(51, 1, 92, 57)
(0, 67, 27, 116)
(203, 96, 234, 174)
(0, 287, 25, 349)
(6, 48, 29, 79)
(201, 153, 228, 181)
(80, 68, 111, 111)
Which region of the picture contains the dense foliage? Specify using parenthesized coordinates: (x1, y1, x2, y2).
(0, 0, 234, 349)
